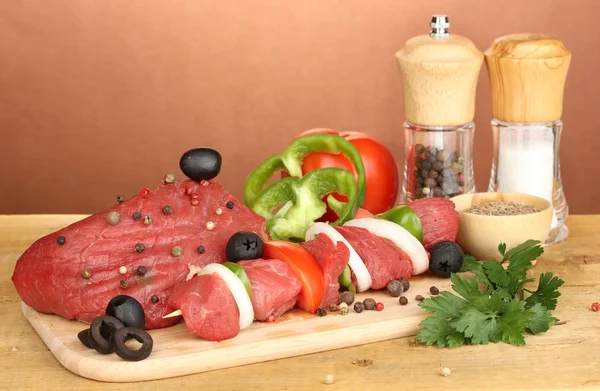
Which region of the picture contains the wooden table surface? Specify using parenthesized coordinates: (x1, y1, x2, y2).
(1, 215, 599, 391)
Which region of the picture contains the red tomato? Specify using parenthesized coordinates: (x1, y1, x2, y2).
(290, 128, 399, 220)
(263, 241, 325, 313)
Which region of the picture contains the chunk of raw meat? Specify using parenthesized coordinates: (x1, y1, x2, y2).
(335, 226, 412, 289)
(408, 198, 459, 251)
(168, 273, 240, 341)
(12, 179, 268, 329)
(237, 258, 302, 321)
(300, 234, 349, 307)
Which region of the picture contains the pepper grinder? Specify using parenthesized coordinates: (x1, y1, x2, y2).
(396, 15, 483, 202)
(485, 34, 571, 245)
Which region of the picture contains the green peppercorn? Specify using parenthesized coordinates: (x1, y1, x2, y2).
(353, 302, 365, 313)
(363, 298, 376, 310)
(135, 243, 145, 253)
(172, 246, 182, 257)
(197, 245, 205, 254)
(399, 296, 408, 306)
(117, 195, 125, 203)
(226, 201, 235, 209)
(317, 307, 327, 317)
(340, 306, 349, 316)
(57, 236, 66, 245)
(81, 269, 91, 279)
(137, 266, 147, 276)
(143, 215, 152, 225)
(400, 278, 410, 292)
(162, 205, 173, 215)
(120, 280, 130, 289)
(340, 291, 355, 306)
(107, 211, 121, 226)
(387, 280, 404, 297)
(132, 211, 142, 220)
(151, 295, 159, 303)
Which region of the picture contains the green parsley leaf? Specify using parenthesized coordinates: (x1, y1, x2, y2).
(525, 272, 565, 311)
(419, 291, 467, 319)
(416, 315, 466, 348)
(527, 303, 558, 334)
(498, 242, 507, 256)
(498, 300, 533, 346)
(482, 260, 510, 288)
(460, 255, 492, 289)
(451, 306, 500, 345)
(505, 240, 543, 279)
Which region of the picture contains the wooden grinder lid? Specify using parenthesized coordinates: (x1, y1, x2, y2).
(395, 16, 484, 126)
(485, 33, 571, 123)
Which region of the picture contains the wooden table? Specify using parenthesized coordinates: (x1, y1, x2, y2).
(1, 215, 599, 390)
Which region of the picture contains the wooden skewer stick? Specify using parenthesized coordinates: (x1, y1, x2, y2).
(163, 309, 182, 318)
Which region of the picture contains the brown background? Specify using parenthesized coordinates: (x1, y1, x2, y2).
(1, 0, 599, 214)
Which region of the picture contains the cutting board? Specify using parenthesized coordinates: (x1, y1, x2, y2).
(22, 275, 451, 383)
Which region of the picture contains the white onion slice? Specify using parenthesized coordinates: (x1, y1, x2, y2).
(344, 218, 429, 275)
(305, 222, 372, 292)
(194, 263, 254, 330)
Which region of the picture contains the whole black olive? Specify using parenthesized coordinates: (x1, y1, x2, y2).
(77, 329, 93, 349)
(429, 241, 465, 278)
(225, 231, 264, 262)
(179, 148, 222, 181)
(88, 315, 124, 354)
(113, 327, 154, 362)
(105, 295, 146, 329)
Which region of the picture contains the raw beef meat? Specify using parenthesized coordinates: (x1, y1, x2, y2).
(335, 226, 412, 289)
(167, 273, 240, 341)
(408, 198, 459, 251)
(237, 258, 302, 321)
(12, 179, 269, 330)
(300, 234, 349, 307)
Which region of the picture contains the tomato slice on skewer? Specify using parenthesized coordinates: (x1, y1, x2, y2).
(263, 241, 325, 313)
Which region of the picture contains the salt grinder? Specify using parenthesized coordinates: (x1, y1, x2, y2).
(485, 34, 571, 245)
(396, 15, 483, 202)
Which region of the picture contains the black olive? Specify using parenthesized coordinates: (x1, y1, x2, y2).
(225, 231, 264, 262)
(77, 329, 93, 349)
(429, 241, 465, 278)
(179, 148, 222, 181)
(113, 327, 153, 361)
(105, 295, 146, 329)
(88, 315, 124, 354)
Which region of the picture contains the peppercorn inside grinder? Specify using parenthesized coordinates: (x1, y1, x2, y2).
(395, 16, 484, 202)
(485, 34, 571, 245)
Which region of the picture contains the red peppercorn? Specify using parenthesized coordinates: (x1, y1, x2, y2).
(140, 188, 151, 198)
(375, 302, 384, 311)
(419, 153, 428, 160)
(592, 302, 600, 312)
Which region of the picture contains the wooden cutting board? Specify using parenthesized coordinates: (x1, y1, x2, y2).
(22, 275, 451, 383)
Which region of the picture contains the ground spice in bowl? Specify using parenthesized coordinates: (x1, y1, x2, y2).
(464, 201, 541, 216)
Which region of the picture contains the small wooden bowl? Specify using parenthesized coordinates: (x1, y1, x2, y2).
(451, 192, 553, 261)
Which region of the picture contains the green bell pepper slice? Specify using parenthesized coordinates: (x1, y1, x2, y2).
(377, 205, 423, 243)
(223, 262, 252, 297)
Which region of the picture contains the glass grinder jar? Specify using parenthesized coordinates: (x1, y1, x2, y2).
(395, 16, 484, 202)
(484, 34, 571, 245)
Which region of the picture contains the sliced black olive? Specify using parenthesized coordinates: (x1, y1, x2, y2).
(225, 231, 264, 262)
(429, 241, 465, 278)
(179, 148, 222, 181)
(88, 315, 124, 354)
(77, 329, 93, 349)
(113, 327, 153, 361)
(105, 295, 146, 329)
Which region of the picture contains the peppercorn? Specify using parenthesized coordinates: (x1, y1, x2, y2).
(119, 266, 127, 275)
(420, 169, 430, 178)
(164, 174, 176, 184)
(419, 152, 428, 161)
(172, 246, 182, 257)
(428, 154, 437, 163)
(424, 178, 437, 188)
(197, 245, 205, 254)
(458, 173, 465, 185)
(353, 302, 364, 313)
(592, 302, 599, 312)
(135, 243, 145, 253)
(363, 298, 376, 310)
(317, 307, 327, 317)
(399, 296, 408, 306)
(137, 266, 147, 276)
(433, 187, 444, 197)
(329, 303, 338, 312)
(226, 201, 235, 209)
(151, 295, 159, 303)
(430, 286, 440, 295)
(417, 176, 425, 186)
(162, 205, 173, 215)
(340, 305, 349, 316)
(117, 195, 125, 203)
(120, 280, 130, 289)
(441, 367, 451, 377)
(400, 278, 410, 292)
(107, 211, 120, 225)
(143, 215, 152, 225)
(451, 162, 462, 174)
(415, 294, 425, 302)
(414, 144, 425, 154)
(375, 302, 384, 311)
(140, 188, 151, 198)
(422, 187, 431, 196)
(429, 169, 439, 179)
(340, 291, 355, 306)
(57, 236, 66, 245)
(387, 280, 404, 297)
(81, 269, 92, 279)
(206, 221, 215, 230)
(132, 211, 142, 220)
(420, 160, 432, 170)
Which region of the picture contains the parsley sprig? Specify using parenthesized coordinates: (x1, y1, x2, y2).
(416, 240, 564, 348)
